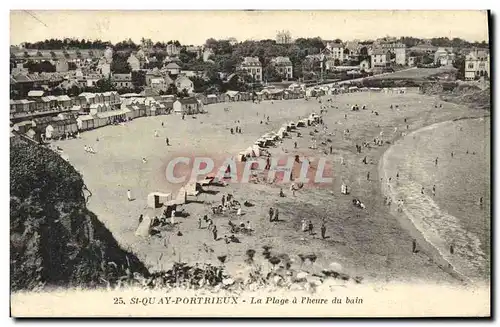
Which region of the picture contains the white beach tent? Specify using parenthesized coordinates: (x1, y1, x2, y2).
(246, 146, 256, 157)
(135, 215, 153, 237)
(252, 144, 261, 157)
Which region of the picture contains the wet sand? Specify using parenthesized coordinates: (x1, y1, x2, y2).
(381, 117, 490, 283)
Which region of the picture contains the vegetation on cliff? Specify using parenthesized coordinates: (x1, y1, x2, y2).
(10, 136, 148, 291)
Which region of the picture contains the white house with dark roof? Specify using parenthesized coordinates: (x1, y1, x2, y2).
(175, 75, 194, 93)
(465, 49, 490, 80)
(165, 62, 181, 75)
(271, 56, 293, 80)
(370, 49, 389, 68)
(239, 57, 262, 82)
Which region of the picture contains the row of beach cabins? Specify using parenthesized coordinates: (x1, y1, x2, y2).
(306, 84, 414, 97)
(10, 87, 306, 142)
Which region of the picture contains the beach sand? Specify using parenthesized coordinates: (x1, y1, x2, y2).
(53, 90, 489, 285)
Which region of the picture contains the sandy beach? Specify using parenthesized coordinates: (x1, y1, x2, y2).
(53, 90, 489, 285)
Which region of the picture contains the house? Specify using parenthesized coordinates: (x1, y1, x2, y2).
(239, 57, 262, 82)
(104, 47, 113, 62)
(345, 41, 361, 59)
(166, 44, 180, 57)
(98, 62, 111, 77)
(55, 58, 69, 72)
(359, 59, 370, 71)
(270, 56, 293, 80)
(203, 48, 215, 62)
(127, 54, 141, 71)
(175, 75, 194, 94)
(380, 42, 406, 65)
(371, 49, 389, 68)
(322, 42, 345, 63)
(465, 50, 490, 80)
(56, 95, 72, 109)
(206, 94, 218, 104)
(112, 73, 133, 89)
(44, 115, 78, 139)
(173, 97, 202, 115)
(165, 62, 181, 75)
(434, 48, 455, 66)
(226, 90, 241, 101)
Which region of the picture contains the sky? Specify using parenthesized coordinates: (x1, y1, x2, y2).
(10, 10, 490, 46)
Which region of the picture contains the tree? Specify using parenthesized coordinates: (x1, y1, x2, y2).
(177, 88, 189, 98)
(263, 65, 282, 83)
(111, 53, 131, 74)
(131, 71, 146, 89)
(165, 84, 178, 95)
(95, 77, 115, 93)
(453, 56, 465, 80)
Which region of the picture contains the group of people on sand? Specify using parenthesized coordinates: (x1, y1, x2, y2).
(300, 218, 327, 239)
(84, 145, 96, 154)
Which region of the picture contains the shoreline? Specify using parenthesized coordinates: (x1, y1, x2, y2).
(379, 117, 489, 285)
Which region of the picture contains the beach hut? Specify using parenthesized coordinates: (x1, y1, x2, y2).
(147, 192, 172, 209)
(297, 119, 307, 127)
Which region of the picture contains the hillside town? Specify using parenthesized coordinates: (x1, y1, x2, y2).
(10, 33, 489, 141)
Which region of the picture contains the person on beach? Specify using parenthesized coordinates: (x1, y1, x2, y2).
(154, 130, 159, 138)
(421, 187, 424, 195)
(230, 128, 234, 134)
(432, 185, 436, 196)
(451, 151, 454, 158)
(170, 210, 176, 226)
(166, 137, 170, 146)
(301, 219, 307, 232)
(435, 157, 439, 166)
(308, 220, 314, 235)
(221, 194, 226, 207)
(279, 188, 285, 197)
(161, 122, 164, 127)
(321, 221, 326, 239)
(198, 216, 202, 229)
(246, 221, 252, 231)
(294, 142, 298, 149)
(127, 189, 132, 201)
(367, 172, 370, 181)
(273, 208, 279, 222)
(212, 225, 218, 241)
(138, 214, 143, 226)
(479, 197, 483, 206)
(269, 207, 274, 222)
(396, 172, 399, 180)
(330, 146, 333, 154)
(412, 239, 417, 253)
